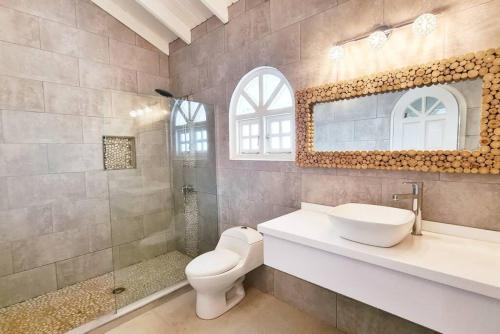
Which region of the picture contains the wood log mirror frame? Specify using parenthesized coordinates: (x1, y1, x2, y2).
(295, 47, 500, 174)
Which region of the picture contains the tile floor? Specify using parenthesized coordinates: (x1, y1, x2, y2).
(0, 251, 192, 334)
(98, 288, 343, 334)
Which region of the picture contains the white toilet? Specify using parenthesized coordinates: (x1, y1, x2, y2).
(185, 226, 263, 319)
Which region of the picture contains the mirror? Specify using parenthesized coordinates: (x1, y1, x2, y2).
(313, 79, 482, 152)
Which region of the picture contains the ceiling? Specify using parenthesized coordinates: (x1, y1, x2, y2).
(91, 0, 238, 55)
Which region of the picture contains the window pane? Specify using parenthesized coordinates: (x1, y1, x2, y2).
(236, 95, 255, 115)
(188, 102, 200, 119)
(185, 133, 190, 140)
(270, 121, 280, 134)
(271, 137, 280, 149)
(197, 143, 202, 151)
(251, 123, 259, 136)
(242, 138, 250, 150)
(180, 144, 185, 152)
(404, 108, 418, 118)
(425, 96, 439, 112)
(282, 136, 291, 149)
(196, 131, 202, 140)
(268, 84, 293, 110)
(410, 98, 422, 112)
(180, 133, 185, 141)
(175, 112, 187, 126)
(430, 102, 447, 115)
(244, 76, 260, 106)
(242, 124, 250, 136)
(281, 120, 291, 133)
(263, 74, 281, 105)
(251, 138, 259, 150)
(193, 105, 206, 123)
(203, 142, 207, 151)
(202, 130, 207, 139)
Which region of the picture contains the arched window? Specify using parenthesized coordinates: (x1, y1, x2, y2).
(229, 67, 295, 161)
(391, 86, 462, 150)
(173, 100, 208, 158)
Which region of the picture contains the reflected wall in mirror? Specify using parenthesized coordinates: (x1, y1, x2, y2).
(295, 47, 500, 174)
(314, 79, 482, 152)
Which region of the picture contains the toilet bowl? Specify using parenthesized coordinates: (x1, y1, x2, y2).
(185, 226, 263, 319)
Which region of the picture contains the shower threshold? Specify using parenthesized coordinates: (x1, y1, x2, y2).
(0, 251, 192, 334)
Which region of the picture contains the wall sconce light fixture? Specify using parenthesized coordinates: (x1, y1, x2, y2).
(368, 29, 391, 49)
(412, 13, 437, 36)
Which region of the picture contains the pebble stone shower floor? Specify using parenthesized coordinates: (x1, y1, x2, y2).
(0, 251, 192, 334)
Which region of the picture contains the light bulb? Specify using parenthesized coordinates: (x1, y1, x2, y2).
(129, 110, 137, 118)
(329, 45, 345, 61)
(368, 30, 388, 49)
(413, 13, 437, 36)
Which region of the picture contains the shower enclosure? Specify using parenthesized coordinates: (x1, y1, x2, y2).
(0, 98, 218, 333)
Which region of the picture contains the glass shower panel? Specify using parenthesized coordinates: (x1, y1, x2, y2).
(171, 100, 219, 259)
(109, 98, 218, 310)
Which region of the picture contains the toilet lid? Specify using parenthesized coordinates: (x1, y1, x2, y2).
(186, 249, 240, 277)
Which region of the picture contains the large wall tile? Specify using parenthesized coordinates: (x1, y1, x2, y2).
(11, 227, 90, 272)
(7, 173, 86, 209)
(0, 178, 7, 210)
(110, 39, 159, 75)
(75, 0, 107, 35)
(274, 270, 337, 327)
(40, 19, 109, 63)
(80, 59, 137, 92)
(0, 144, 48, 176)
(0, 206, 52, 242)
(159, 54, 169, 78)
(270, 0, 337, 31)
(52, 198, 109, 232)
(138, 72, 169, 96)
(423, 180, 500, 231)
(2, 110, 82, 144)
(0, 41, 78, 85)
(217, 168, 250, 199)
(85, 171, 109, 199)
(191, 27, 225, 66)
(0, 242, 13, 277)
(47, 143, 102, 173)
(55, 248, 112, 288)
(89, 222, 111, 251)
(225, 1, 270, 52)
(107, 15, 136, 44)
(249, 171, 300, 207)
(0, 6, 40, 47)
(337, 294, 435, 334)
(245, 265, 275, 294)
(0, 0, 76, 26)
(44, 82, 111, 117)
(0, 264, 57, 308)
(0, 75, 44, 112)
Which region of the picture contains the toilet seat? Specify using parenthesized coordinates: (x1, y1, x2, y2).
(186, 249, 240, 277)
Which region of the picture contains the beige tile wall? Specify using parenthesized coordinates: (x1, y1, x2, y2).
(0, 0, 171, 308)
(169, 0, 500, 332)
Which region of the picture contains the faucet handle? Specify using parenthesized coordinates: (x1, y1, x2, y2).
(403, 181, 423, 194)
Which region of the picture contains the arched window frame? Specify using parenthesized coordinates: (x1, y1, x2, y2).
(229, 67, 295, 161)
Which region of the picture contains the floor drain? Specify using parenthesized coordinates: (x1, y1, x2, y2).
(112, 287, 126, 295)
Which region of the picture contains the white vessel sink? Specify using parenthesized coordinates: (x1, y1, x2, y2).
(328, 203, 415, 247)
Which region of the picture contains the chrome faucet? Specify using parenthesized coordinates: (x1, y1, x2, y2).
(392, 181, 423, 236)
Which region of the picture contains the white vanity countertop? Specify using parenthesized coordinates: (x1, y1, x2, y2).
(257, 204, 500, 300)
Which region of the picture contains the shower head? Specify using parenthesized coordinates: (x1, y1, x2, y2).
(155, 89, 174, 98)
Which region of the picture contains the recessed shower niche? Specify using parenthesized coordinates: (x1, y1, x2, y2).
(103, 136, 137, 170)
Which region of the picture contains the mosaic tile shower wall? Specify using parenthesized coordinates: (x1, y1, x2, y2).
(103, 136, 137, 170)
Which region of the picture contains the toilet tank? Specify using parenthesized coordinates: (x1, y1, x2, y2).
(217, 227, 263, 267)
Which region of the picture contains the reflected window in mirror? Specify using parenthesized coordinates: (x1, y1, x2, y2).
(229, 66, 295, 161)
(313, 78, 481, 152)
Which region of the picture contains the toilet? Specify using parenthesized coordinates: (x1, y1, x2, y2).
(185, 226, 263, 319)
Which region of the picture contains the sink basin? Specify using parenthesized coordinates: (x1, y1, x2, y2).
(328, 203, 415, 247)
